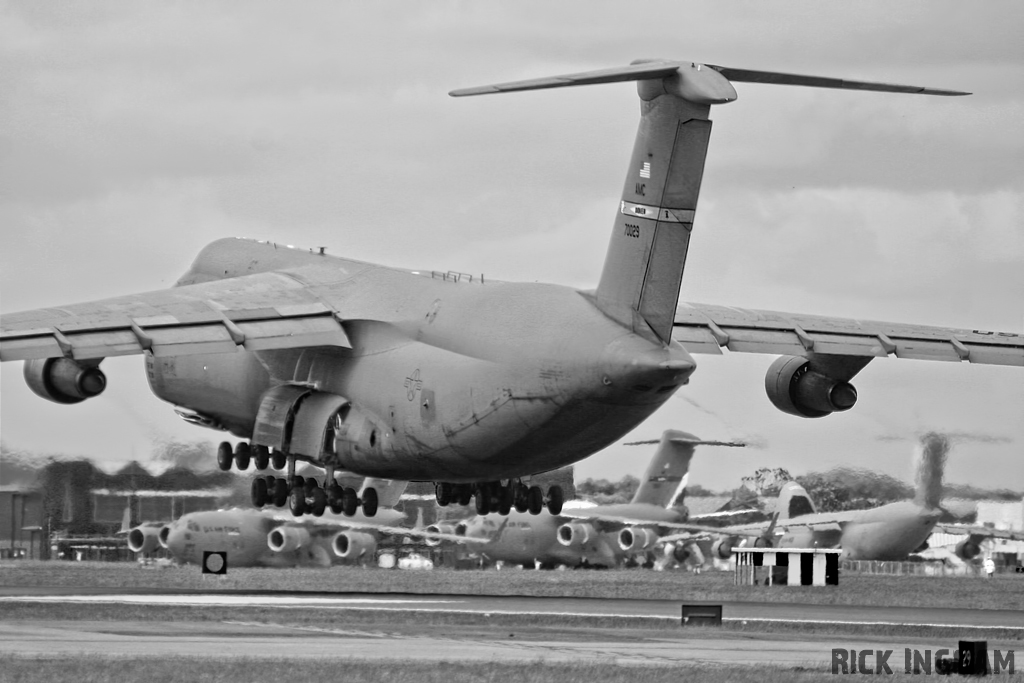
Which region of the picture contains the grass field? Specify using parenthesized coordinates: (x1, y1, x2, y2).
(2, 560, 1021, 611)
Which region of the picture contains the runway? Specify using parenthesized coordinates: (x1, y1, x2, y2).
(2, 587, 1023, 630)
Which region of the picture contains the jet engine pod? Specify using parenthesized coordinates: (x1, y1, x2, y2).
(24, 357, 107, 405)
(955, 538, 982, 561)
(424, 523, 459, 547)
(618, 527, 658, 552)
(268, 526, 311, 553)
(672, 543, 692, 563)
(765, 356, 858, 418)
(711, 536, 739, 560)
(158, 525, 171, 549)
(556, 522, 595, 549)
(127, 524, 162, 554)
(333, 531, 376, 560)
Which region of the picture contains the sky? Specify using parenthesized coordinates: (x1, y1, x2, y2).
(1, 1, 1021, 492)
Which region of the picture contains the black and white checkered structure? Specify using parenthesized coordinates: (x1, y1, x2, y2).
(734, 548, 840, 586)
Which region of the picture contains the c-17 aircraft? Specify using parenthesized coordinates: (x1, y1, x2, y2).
(429, 430, 744, 568)
(126, 479, 456, 567)
(670, 433, 1024, 562)
(2, 59, 1022, 521)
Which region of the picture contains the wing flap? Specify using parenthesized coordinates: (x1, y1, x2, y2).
(674, 302, 1024, 367)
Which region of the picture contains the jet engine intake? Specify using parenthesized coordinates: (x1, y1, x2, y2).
(127, 524, 163, 554)
(268, 526, 311, 553)
(955, 538, 981, 561)
(424, 523, 459, 546)
(556, 522, 595, 549)
(333, 531, 376, 560)
(711, 536, 738, 560)
(24, 358, 107, 405)
(765, 356, 858, 418)
(618, 527, 658, 552)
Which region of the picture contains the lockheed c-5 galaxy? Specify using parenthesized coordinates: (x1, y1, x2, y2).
(2, 59, 1022, 519)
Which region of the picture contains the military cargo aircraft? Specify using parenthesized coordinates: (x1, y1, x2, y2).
(3, 59, 1022, 520)
(429, 429, 744, 568)
(673, 433, 1024, 562)
(127, 479, 456, 567)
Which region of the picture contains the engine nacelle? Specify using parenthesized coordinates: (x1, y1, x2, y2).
(618, 527, 658, 552)
(24, 358, 107, 405)
(424, 523, 460, 547)
(158, 525, 171, 549)
(765, 356, 858, 418)
(955, 538, 981, 561)
(268, 526, 311, 553)
(333, 531, 376, 560)
(127, 523, 163, 554)
(711, 536, 739, 560)
(556, 522, 595, 549)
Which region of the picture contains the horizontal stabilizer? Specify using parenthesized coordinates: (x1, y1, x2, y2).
(449, 61, 680, 97)
(624, 438, 746, 448)
(706, 65, 970, 96)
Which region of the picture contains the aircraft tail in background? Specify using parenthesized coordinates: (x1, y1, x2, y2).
(775, 481, 816, 520)
(914, 432, 949, 510)
(625, 430, 745, 508)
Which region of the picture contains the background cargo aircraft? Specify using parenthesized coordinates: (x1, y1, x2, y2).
(676, 433, 1024, 562)
(431, 430, 744, 568)
(3, 58, 1022, 522)
(127, 479, 454, 567)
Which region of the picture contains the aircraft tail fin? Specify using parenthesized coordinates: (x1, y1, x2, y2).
(451, 61, 966, 343)
(775, 481, 816, 520)
(914, 432, 949, 509)
(118, 505, 131, 534)
(625, 430, 745, 508)
(358, 478, 408, 509)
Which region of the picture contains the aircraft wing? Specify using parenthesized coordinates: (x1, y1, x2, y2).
(932, 524, 1024, 541)
(673, 302, 1024, 366)
(0, 271, 350, 362)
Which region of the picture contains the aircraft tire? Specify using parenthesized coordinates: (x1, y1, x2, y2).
(455, 485, 473, 507)
(251, 477, 267, 508)
(311, 487, 327, 517)
(527, 486, 544, 515)
(435, 482, 452, 506)
(328, 484, 344, 514)
(474, 486, 490, 515)
(303, 478, 318, 497)
(253, 445, 270, 471)
(513, 483, 529, 513)
(342, 487, 359, 516)
(271, 450, 286, 470)
(272, 478, 289, 507)
(234, 442, 251, 471)
(216, 442, 233, 471)
(547, 485, 564, 515)
(288, 487, 306, 516)
(293, 475, 305, 492)
(362, 488, 378, 517)
(497, 486, 513, 516)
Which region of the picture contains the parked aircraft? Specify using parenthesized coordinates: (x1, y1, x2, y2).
(4, 59, 1022, 520)
(676, 433, 1024, 562)
(430, 430, 744, 568)
(127, 479, 456, 567)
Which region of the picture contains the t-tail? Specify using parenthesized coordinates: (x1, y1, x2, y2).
(451, 60, 967, 343)
(913, 432, 949, 510)
(624, 429, 745, 508)
(775, 481, 817, 520)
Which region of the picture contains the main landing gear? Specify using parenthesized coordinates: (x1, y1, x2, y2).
(217, 441, 378, 519)
(433, 481, 564, 516)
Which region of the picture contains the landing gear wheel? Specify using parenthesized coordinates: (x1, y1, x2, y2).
(216, 442, 233, 471)
(293, 475, 305, 492)
(303, 478, 318, 497)
(233, 442, 251, 471)
(251, 477, 267, 508)
(498, 486, 513, 516)
(435, 482, 453, 507)
(527, 486, 544, 515)
(288, 487, 306, 516)
(342, 487, 359, 517)
(253, 445, 270, 471)
(474, 486, 491, 515)
(456, 485, 473, 507)
(271, 450, 286, 470)
(362, 487, 379, 517)
(546, 485, 564, 515)
(272, 478, 289, 507)
(311, 487, 327, 517)
(513, 483, 529, 514)
(328, 483, 344, 514)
